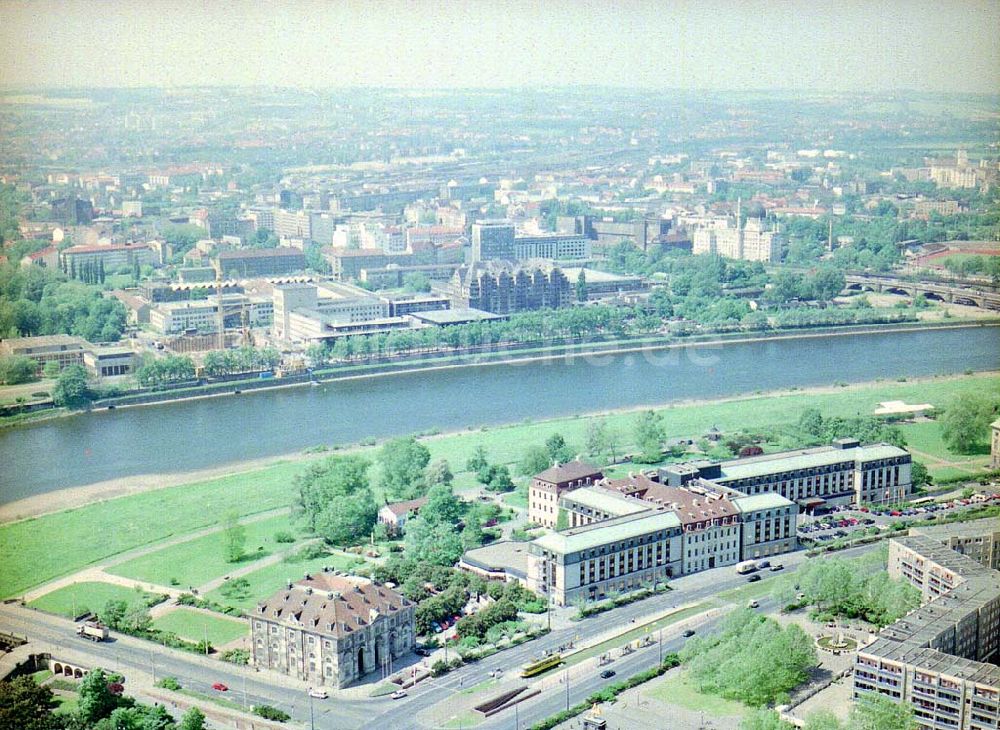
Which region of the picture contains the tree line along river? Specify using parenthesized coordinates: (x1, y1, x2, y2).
(1, 325, 998, 502)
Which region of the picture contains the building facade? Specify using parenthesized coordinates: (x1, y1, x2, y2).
(528, 460, 605, 528)
(216, 248, 306, 278)
(660, 440, 913, 508)
(0, 334, 87, 374)
(513, 234, 591, 261)
(692, 215, 783, 263)
(471, 220, 515, 262)
(450, 262, 572, 315)
(853, 531, 1000, 730)
(251, 573, 415, 689)
(527, 476, 797, 606)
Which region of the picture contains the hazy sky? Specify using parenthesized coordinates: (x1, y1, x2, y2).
(0, 0, 997, 93)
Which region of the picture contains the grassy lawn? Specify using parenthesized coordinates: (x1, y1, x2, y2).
(645, 669, 747, 717)
(0, 461, 303, 599)
(107, 514, 296, 589)
(503, 488, 528, 510)
(176, 687, 244, 712)
(28, 581, 163, 619)
(31, 669, 53, 684)
(2, 373, 996, 600)
(203, 551, 367, 612)
(440, 710, 484, 728)
(897, 421, 987, 463)
(52, 694, 80, 716)
(152, 607, 248, 646)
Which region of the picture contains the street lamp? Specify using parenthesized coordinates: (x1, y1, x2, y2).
(308, 689, 314, 730)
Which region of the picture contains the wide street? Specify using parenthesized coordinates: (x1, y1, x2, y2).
(0, 542, 879, 729)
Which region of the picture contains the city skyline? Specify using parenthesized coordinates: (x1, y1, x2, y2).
(0, 0, 998, 94)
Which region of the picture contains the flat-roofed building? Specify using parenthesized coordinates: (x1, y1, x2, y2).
(853, 532, 1000, 730)
(324, 248, 414, 281)
(216, 247, 306, 278)
(660, 439, 912, 508)
(60, 243, 157, 278)
(513, 233, 590, 261)
(272, 282, 392, 344)
(527, 508, 683, 606)
(83, 345, 137, 378)
(251, 572, 415, 688)
(527, 475, 797, 605)
(0, 334, 87, 374)
(911, 519, 1000, 572)
(528, 460, 604, 528)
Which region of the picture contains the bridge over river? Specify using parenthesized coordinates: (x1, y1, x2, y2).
(845, 275, 1000, 309)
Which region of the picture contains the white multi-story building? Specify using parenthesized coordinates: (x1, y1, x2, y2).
(527, 476, 797, 606)
(149, 295, 273, 335)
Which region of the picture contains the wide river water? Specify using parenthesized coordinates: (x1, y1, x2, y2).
(1, 326, 998, 501)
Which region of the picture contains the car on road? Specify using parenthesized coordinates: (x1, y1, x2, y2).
(769, 564, 784, 572)
(757, 560, 770, 569)
(600, 670, 616, 679)
(682, 629, 695, 637)
(414, 647, 432, 657)
(212, 683, 228, 692)
(390, 690, 408, 700)
(747, 600, 759, 609)
(490, 668, 504, 678)
(746, 574, 762, 582)
(308, 688, 328, 699)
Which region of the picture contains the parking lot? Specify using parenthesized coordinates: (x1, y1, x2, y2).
(796, 489, 1000, 544)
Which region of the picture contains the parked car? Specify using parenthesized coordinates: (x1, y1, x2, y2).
(758, 560, 770, 569)
(600, 670, 617, 679)
(391, 690, 408, 700)
(747, 600, 759, 609)
(212, 683, 229, 692)
(747, 574, 762, 582)
(414, 647, 432, 657)
(308, 688, 328, 699)
(769, 564, 784, 572)
(682, 629, 696, 637)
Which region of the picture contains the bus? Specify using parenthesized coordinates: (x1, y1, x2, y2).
(735, 560, 758, 575)
(520, 654, 563, 678)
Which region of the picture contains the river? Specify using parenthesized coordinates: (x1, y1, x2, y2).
(1, 326, 998, 501)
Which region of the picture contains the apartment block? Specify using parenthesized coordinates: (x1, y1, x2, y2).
(853, 532, 1000, 730)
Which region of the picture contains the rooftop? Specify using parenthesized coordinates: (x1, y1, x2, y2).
(409, 308, 505, 325)
(716, 443, 909, 481)
(255, 573, 410, 639)
(533, 459, 604, 486)
(533, 508, 680, 555)
(561, 487, 650, 518)
(381, 497, 427, 519)
(731, 492, 797, 512)
(460, 540, 530, 578)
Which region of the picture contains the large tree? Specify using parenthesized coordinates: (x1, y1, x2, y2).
(293, 455, 378, 545)
(941, 392, 998, 454)
(849, 693, 916, 730)
(378, 437, 431, 500)
(403, 516, 464, 566)
(633, 410, 666, 463)
(422, 483, 464, 526)
(0, 676, 62, 730)
(223, 513, 247, 563)
(519, 444, 552, 476)
(77, 668, 120, 726)
(52, 364, 92, 408)
(179, 707, 206, 730)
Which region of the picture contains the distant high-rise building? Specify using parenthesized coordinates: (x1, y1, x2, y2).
(692, 200, 783, 262)
(471, 220, 515, 262)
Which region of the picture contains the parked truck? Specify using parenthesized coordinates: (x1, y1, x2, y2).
(735, 560, 758, 575)
(76, 620, 109, 642)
